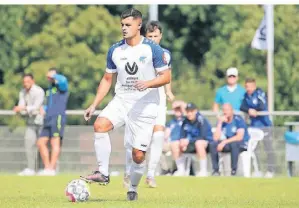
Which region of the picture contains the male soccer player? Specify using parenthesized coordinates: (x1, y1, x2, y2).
(123, 20, 174, 188)
(240, 78, 276, 178)
(210, 103, 250, 176)
(81, 8, 171, 201)
(179, 103, 213, 177)
(37, 68, 68, 176)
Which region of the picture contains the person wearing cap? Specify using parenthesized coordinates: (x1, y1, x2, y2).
(164, 101, 186, 175)
(179, 102, 213, 177)
(213, 67, 246, 113)
(240, 78, 276, 178)
(210, 103, 250, 176)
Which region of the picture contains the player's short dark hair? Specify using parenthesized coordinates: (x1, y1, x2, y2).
(23, 73, 34, 79)
(245, 77, 256, 83)
(121, 8, 142, 20)
(145, 21, 163, 34)
(48, 67, 58, 73)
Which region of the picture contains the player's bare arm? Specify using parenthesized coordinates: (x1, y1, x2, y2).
(134, 69, 171, 91)
(84, 72, 115, 121)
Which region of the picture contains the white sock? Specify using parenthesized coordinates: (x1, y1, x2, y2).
(129, 161, 146, 192)
(125, 148, 132, 176)
(175, 155, 185, 172)
(199, 159, 207, 172)
(147, 131, 164, 178)
(94, 132, 111, 176)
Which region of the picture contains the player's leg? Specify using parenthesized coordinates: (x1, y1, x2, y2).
(47, 115, 66, 174)
(146, 125, 165, 188)
(81, 97, 125, 185)
(126, 100, 158, 201)
(195, 140, 208, 177)
(18, 126, 38, 176)
(123, 146, 132, 189)
(209, 141, 220, 176)
(36, 136, 50, 172)
(171, 140, 185, 176)
(226, 142, 240, 176)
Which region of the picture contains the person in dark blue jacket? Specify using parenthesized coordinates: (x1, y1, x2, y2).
(179, 103, 213, 177)
(210, 103, 250, 176)
(37, 68, 69, 176)
(240, 78, 276, 178)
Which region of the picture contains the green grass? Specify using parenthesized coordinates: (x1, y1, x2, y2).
(0, 175, 298, 208)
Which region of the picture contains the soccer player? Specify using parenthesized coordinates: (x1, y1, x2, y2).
(179, 103, 213, 177)
(210, 103, 250, 176)
(37, 68, 69, 176)
(123, 20, 174, 189)
(81, 8, 171, 201)
(240, 78, 276, 178)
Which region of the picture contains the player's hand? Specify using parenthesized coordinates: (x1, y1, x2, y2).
(217, 115, 228, 123)
(134, 80, 149, 91)
(166, 91, 175, 102)
(13, 106, 25, 113)
(179, 138, 189, 152)
(84, 105, 96, 121)
(217, 141, 227, 152)
(248, 109, 257, 117)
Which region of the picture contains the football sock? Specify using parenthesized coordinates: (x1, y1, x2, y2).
(94, 132, 111, 176)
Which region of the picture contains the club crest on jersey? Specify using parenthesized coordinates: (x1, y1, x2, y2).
(139, 56, 146, 63)
(163, 53, 168, 64)
(125, 62, 138, 75)
(253, 98, 258, 105)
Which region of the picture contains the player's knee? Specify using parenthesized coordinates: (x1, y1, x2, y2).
(36, 139, 45, 148)
(132, 149, 145, 164)
(94, 118, 111, 132)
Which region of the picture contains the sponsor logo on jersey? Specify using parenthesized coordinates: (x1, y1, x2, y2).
(125, 62, 138, 75)
(139, 56, 146, 63)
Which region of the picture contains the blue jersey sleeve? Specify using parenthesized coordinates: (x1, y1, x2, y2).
(152, 44, 169, 72)
(106, 46, 117, 73)
(235, 116, 246, 130)
(214, 88, 222, 104)
(53, 74, 68, 92)
(180, 119, 188, 139)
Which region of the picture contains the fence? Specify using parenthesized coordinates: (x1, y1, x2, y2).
(1, 110, 299, 176)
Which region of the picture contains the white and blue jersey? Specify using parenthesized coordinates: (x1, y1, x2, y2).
(158, 48, 172, 107)
(106, 37, 169, 103)
(240, 88, 272, 127)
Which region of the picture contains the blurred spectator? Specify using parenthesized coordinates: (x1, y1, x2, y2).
(36, 68, 69, 176)
(210, 103, 249, 176)
(213, 67, 246, 113)
(179, 103, 213, 177)
(240, 78, 276, 178)
(163, 101, 186, 175)
(13, 73, 45, 176)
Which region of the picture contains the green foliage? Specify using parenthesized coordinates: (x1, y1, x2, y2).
(1, 5, 299, 125)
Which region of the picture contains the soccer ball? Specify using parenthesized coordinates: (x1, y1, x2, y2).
(65, 179, 90, 202)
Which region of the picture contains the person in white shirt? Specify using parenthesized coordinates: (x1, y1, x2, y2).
(81, 8, 171, 201)
(13, 73, 45, 176)
(123, 20, 174, 189)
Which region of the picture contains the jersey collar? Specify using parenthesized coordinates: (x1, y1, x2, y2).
(125, 36, 144, 47)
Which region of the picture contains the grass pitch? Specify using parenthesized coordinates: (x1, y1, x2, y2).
(0, 175, 298, 208)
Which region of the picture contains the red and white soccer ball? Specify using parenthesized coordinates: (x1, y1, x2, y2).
(65, 179, 90, 202)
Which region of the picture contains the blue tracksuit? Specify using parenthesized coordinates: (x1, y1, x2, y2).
(40, 74, 69, 139)
(240, 88, 272, 127)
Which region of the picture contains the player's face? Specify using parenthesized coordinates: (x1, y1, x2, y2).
(222, 104, 233, 119)
(174, 108, 182, 118)
(227, 75, 238, 85)
(23, 76, 34, 90)
(146, 29, 162, 44)
(245, 82, 256, 95)
(186, 109, 197, 121)
(121, 17, 141, 39)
